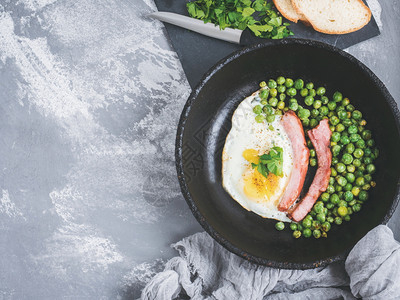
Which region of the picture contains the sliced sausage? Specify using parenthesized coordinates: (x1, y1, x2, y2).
(278, 111, 310, 212)
(289, 118, 332, 222)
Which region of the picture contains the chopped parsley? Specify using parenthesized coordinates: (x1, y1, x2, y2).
(186, 0, 293, 39)
(251, 146, 283, 178)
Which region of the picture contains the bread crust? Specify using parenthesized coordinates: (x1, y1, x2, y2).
(291, 0, 371, 34)
(272, 0, 308, 23)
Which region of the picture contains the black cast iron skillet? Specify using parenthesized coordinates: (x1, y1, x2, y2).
(175, 39, 400, 269)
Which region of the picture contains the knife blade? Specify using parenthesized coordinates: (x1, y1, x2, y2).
(148, 11, 266, 46)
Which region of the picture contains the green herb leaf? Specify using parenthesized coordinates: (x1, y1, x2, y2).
(186, 0, 293, 40)
(252, 146, 283, 178)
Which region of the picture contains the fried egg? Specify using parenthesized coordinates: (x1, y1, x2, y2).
(222, 90, 293, 222)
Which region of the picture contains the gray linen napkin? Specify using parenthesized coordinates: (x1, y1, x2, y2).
(141, 225, 400, 299)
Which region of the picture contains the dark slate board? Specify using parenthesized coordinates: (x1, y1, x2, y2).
(153, 1, 380, 88)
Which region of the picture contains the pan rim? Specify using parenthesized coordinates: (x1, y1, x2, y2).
(175, 38, 400, 269)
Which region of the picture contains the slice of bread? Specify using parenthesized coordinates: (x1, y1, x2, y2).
(273, 0, 308, 23)
(291, 0, 371, 34)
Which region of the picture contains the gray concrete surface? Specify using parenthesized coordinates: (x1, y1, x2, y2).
(0, 0, 398, 299)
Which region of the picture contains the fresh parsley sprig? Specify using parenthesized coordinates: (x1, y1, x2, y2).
(251, 146, 283, 178)
(186, 0, 293, 39)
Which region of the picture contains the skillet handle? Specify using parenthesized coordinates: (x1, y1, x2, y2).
(239, 29, 269, 46)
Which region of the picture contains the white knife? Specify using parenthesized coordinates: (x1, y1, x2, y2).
(148, 11, 269, 46)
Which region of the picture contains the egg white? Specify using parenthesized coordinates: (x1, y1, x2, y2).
(222, 90, 293, 222)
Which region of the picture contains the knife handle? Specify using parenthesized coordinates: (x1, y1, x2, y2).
(239, 29, 267, 46)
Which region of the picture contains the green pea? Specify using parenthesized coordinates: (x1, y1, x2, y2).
(275, 221, 285, 231)
(340, 135, 350, 145)
(331, 167, 338, 177)
(336, 105, 345, 112)
(303, 228, 312, 238)
(330, 116, 340, 126)
(255, 115, 265, 123)
(313, 202, 324, 214)
(364, 175, 372, 183)
(333, 91, 343, 102)
(277, 76, 285, 85)
(338, 206, 348, 217)
(321, 96, 329, 104)
(277, 101, 285, 110)
(319, 106, 329, 116)
(269, 97, 278, 107)
(366, 164, 375, 174)
(298, 108, 310, 120)
(293, 230, 301, 238)
(290, 223, 298, 231)
(327, 216, 334, 223)
(322, 222, 331, 232)
(299, 88, 308, 97)
(261, 99, 268, 105)
(335, 184, 343, 192)
(279, 93, 286, 101)
(332, 145, 341, 156)
(352, 110, 362, 120)
(304, 96, 314, 106)
(344, 191, 354, 202)
(310, 158, 317, 167)
(334, 217, 342, 225)
(364, 148, 372, 157)
(285, 78, 294, 88)
(286, 88, 297, 97)
(326, 203, 334, 210)
(341, 97, 350, 106)
(336, 163, 346, 173)
(253, 105, 262, 114)
(336, 124, 345, 132)
(362, 183, 371, 191)
(294, 79, 304, 90)
(359, 191, 368, 201)
(327, 185, 335, 194)
(306, 82, 314, 89)
(288, 102, 299, 111)
(352, 186, 360, 196)
(327, 101, 337, 111)
(316, 87, 326, 96)
(312, 100, 321, 109)
(337, 110, 346, 120)
(329, 177, 335, 185)
(364, 157, 372, 165)
(354, 148, 364, 158)
(331, 132, 340, 143)
(309, 89, 316, 97)
(297, 223, 304, 231)
(346, 165, 356, 174)
(342, 153, 353, 165)
(336, 176, 347, 187)
(330, 194, 339, 205)
(316, 213, 326, 223)
(362, 130, 372, 140)
(310, 119, 318, 128)
(352, 203, 361, 212)
(332, 157, 339, 165)
(277, 85, 286, 93)
(344, 214, 351, 221)
(374, 148, 379, 158)
(302, 119, 310, 127)
(356, 177, 365, 187)
(346, 104, 355, 112)
(260, 89, 269, 99)
(367, 139, 375, 147)
(356, 139, 366, 149)
(353, 159, 362, 167)
(259, 81, 267, 88)
(263, 105, 273, 115)
(321, 192, 330, 202)
(350, 133, 361, 143)
(348, 125, 358, 134)
(344, 183, 353, 191)
(266, 115, 276, 123)
(313, 229, 321, 239)
(311, 108, 319, 118)
(302, 218, 312, 228)
(308, 149, 315, 158)
(346, 143, 355, 154)
(268, 79, 277, 89)
(343, 119, 352, 127)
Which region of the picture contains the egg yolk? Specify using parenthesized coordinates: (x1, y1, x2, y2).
(242, 149, 259, 164)
(242, 149, 280, 204)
